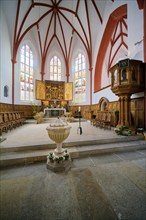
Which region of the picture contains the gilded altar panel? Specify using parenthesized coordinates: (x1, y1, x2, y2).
(45, 81, 64, 100)
(36, 80, 46, 100)
(64, 82, 73, 100)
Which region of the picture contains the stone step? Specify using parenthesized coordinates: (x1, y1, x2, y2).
(0, 139, 145, 169)
(0, 135, 143, 153)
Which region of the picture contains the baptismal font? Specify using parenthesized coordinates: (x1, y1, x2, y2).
(46, 117, 72, 172)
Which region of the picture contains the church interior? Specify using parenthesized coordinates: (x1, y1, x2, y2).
(0, 0, 146, 219)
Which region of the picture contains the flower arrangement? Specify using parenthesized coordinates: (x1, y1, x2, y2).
(114, 125, 132, 136)
(31, 102, 42, 114)
(47, 149, 69, 163)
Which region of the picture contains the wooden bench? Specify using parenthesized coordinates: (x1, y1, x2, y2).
(0, 111, 25, 136)
(91, 111, 112, 129)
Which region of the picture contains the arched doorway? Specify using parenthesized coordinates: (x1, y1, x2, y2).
(99, 97, 109, 111)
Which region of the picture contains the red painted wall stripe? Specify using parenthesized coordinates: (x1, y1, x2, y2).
(94, 4, 127, 92)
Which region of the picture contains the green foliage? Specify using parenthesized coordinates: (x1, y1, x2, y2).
(31, 102, 42, 113)
(47, 150, 69, 163)
(114, 125, 132, 136)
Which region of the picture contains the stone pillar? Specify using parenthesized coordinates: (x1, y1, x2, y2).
(118, 95, 131, 127)
(120, 96, 124, 125)
(124, 95, 131, 126)
(118, 97, 121, 125)
(11, 58, 17, 109)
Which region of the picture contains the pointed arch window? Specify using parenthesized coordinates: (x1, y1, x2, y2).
(74, 53, 86, 103)
(49, 56, 61, 81)
(20, 44, 34, 101)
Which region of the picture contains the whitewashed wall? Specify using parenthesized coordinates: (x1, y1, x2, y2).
(0, 8, 12, 104)
(92, 0, 144, 105)
(128, 0, 144, 100)
(127, 0, 144, 61)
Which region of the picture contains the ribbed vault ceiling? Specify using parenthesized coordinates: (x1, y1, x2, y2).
(2, 0, 108, 67)
(2, 0, 129, 90)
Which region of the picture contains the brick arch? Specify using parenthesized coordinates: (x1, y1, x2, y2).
(94, 4, 127, 92)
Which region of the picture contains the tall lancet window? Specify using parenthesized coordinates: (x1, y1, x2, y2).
(49, 56, 61, 81)
(20, 44, 34, 101)
(74, 53, 86, 103)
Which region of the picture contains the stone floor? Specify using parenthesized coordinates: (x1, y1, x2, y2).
(0, 149, 146, 220)
(0, 119, 146, 220)
(1, 119, 124, 148)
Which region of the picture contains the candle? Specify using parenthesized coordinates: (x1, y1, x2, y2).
(78, 106, 81, 112)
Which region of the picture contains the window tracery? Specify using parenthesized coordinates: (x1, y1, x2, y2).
(20, 44, 34, 101)
(49, 56, 61, 81)
(74, 53, 86, 103)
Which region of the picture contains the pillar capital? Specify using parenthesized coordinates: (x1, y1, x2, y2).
(11, 58, 17, 64)
(89, 67, 93, 72)
(40, 72, 45, 75)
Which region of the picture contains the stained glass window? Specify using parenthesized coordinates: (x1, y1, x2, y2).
(74, 53, 86, 103)
(49, 56, 61, 81)
(20, 44, 34, 101)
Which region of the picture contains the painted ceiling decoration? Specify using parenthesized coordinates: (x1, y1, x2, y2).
(108, 16, 128, 75)
(12, 0, 105, 82)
